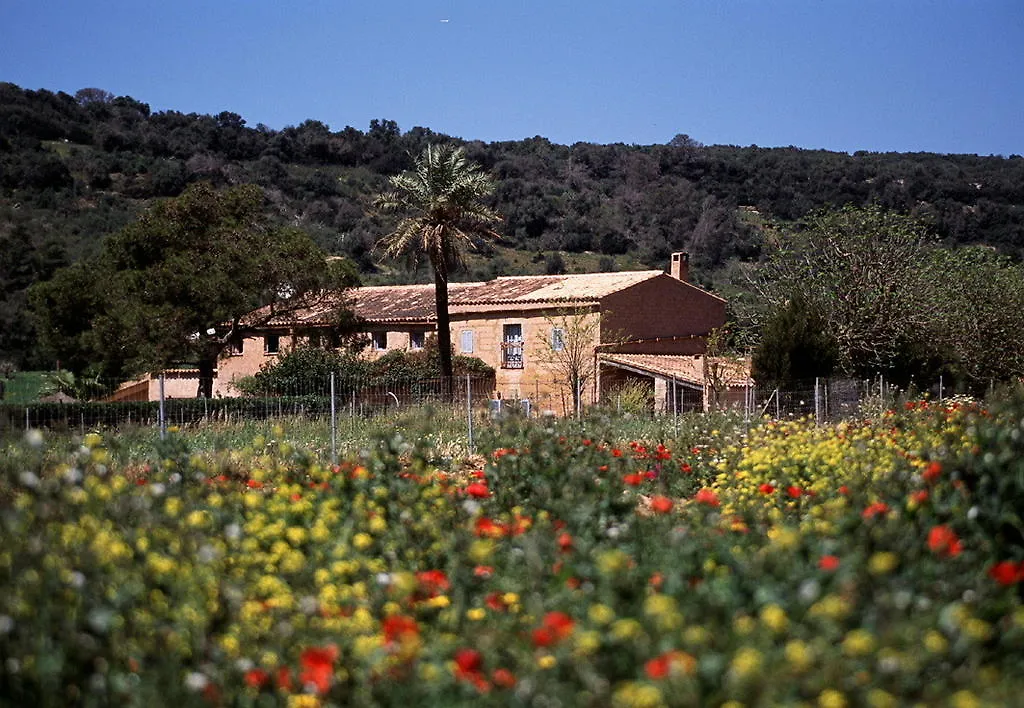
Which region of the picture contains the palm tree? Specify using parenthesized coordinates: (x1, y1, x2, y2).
(374, 144, 501, 396)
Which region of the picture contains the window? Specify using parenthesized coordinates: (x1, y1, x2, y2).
(372, 331, 387, 351)
(264, 334, 280, 355)
(410, 331, 425, 350)
(551, 327, 565, 352)
(227, 336, 244, 356)
(460, 330, 475, 353)
(307, 333, 321, 348)
(502, 323, 524, 369)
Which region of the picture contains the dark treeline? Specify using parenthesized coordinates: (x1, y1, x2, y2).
(2, 81, 1023, 368)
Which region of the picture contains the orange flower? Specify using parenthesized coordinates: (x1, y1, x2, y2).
(492, 668, 516, 689)
(927, 525, 962, 557)
(465, 482, 490, 498)
(649, 495, 674, 514)
(862, 502, 889, 519)
(694, 488, 720, 506)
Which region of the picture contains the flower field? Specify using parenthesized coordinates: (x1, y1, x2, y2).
(3, 395, 1024, 707)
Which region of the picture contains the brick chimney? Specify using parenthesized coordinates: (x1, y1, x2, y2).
(670, 252, 690, 281)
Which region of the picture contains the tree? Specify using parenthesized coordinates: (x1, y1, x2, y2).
(533, 307, 602, 416)
(31, 182, 359, 397)
(373, 144, 501, 396)
(752, 295, 838, 387)
(755, 205, 939, 380)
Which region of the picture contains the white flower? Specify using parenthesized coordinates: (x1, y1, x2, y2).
(63, 467, 83, 484)
(24, 429, 44, 449)
(149, 483, 166, 497)
(0, 615, 14, 634)
(184, 672, 209, 691)
(18, 472, 40, 489)
(461, 499, 481, 515)
(224, 523, 241, 541)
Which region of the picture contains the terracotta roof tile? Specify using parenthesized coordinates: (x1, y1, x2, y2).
(600, 353, 752, 387)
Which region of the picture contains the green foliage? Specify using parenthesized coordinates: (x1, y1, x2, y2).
(236, 344, 495, 397)
(31, 183, 359, 395)
(752, 295, 838, 387)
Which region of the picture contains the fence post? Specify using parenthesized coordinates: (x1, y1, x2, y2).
(814, 377, 821, 426)
(939, 375, 944, 401)
(330, 371, 337, 466)
(466, 374, 474, 453)
(775, 388, 780, 419)
(25, 406, 29, 431)
(159, 373, 166, 440)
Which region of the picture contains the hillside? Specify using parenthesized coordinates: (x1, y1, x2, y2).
(2, 81, 1023, 368)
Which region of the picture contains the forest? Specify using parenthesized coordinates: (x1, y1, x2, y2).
(2, 81, 1023, 378)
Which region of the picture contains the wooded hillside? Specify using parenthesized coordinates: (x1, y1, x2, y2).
(2, 82, 1023, 368)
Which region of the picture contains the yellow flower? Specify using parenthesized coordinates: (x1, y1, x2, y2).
(466, 608, 486, 621)
(352, 533, 373, 550)
(842, 629, 875, 657)
(963, 618, 992, 641)
(868, 552, 898, 575)
(732, 615, 755, 635)
(537, 654, 557, 669)
(784, 639, 813, 672)
(730, 647, 763, 678)
(866, 688, 897, 708)
(597, 549, 631, 576)
(644, 595, 682, 631)
(923, 630, 947, 653)
(573, 630, 602, 657)
(610, 619, 644, 641)
(287, 694, 320, 708)
(588, 603, 616, 625)
(818, 689, 847, 708)
(759, 604, 788, 633)
(949, 690, 981, 708)
(612, 682, 665, 708)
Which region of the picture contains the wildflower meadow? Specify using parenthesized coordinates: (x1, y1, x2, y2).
(2, 393, 1024, 707)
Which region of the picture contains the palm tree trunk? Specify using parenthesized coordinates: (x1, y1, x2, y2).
(433, 265, 454, 401)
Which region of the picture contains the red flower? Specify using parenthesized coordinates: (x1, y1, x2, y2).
(680, 463, 693, 474)
(923, 461, 942, 483)
(382, 615, 419, 644)
(557, 532, 574, 552)
(612, 448, 623, 458)
(927, 525, 962, 557)
(786, 485, 802, 498)
(623, 473, 645, 486)
(492, 668, 516, 689)
(453, 649, 489, 691)
(862, 502, 890, 519)
(474, 517, 505, 538)
(533, 611, 575, 647)
(838, 485, 850, 495)
(645, 650, 695, 679)
(988, 560, 1024, 586)
(244, 668, 270, 689)
(276, 666, 293, 692)
(486, 592, 510, 612)
(910, 489, 929, 504)
(465, 482, 490, 498)
(650, 495, 674, 514)
(473, 565, 494, 579)
(416, 570, 450, 596)
(818, 555, 840, 572)
(694, 488, 720, 507)
(299, 645, 338, 694)
(758, 483, 775, 494)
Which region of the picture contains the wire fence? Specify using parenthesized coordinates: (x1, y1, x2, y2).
(0, 372, 959, 440)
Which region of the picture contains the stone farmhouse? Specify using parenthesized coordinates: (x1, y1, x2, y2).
(210, 252, 751, 414)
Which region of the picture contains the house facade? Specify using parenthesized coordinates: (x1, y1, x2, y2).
(212, 252, 745, 414)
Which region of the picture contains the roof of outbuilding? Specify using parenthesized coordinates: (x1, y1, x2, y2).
(599, 353, 752, 387)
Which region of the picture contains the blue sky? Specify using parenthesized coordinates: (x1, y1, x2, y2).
(2, 1, 1021, 155)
